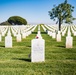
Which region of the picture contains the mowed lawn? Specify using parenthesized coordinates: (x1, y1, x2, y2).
(0, 25, 76, 75)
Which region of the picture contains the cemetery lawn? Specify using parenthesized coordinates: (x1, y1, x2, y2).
(0, 25, 76, 75)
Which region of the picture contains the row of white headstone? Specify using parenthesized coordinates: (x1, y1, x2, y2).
(43, 25, 73, 48)
(0, 25, 37, 48)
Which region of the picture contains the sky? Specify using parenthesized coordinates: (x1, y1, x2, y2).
(0, 0, 76, 24)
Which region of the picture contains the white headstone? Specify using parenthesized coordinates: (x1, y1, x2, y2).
(52, 32, 56, 39)
(56, 31, 61, 42)
(31, 39, 45, 62)
(49, 32, 52, 36)
(22, 33, 26, 39)
(5, 29, 12, 48)
(36, 30, 42, 39)
(62, 32, 65, 36)
(13, 32, 17, 37)
(66, 36, 73, 48)
(38, 25, 40, 31)
(66, 27, 73, 48)
(38, 31, 40, 34)
(16, 33, 21, 42)
(47, 31, 50, 35)
(2, 32, 5, 36)
(7, 31, 11, 36)
(5, 36, 12, 48)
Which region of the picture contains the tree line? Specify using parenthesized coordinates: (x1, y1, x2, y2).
(0, 16, 27, 25)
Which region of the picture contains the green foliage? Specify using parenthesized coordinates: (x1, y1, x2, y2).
(0, 21, 11, 25)
(48, 0, 75, 30)
(8, 16, 27, 25)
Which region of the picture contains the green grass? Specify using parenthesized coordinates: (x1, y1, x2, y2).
(0, 25, 76, 75)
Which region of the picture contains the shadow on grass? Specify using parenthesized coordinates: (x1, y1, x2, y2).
(12, 58, 31, 62)
(32, 32, 46, 34)
(41, 32, 47, 34)
(57, 45, 65, 48)
(0, 45, 5, 48)
(66, 58, 76, 60)
(32, 32, 37, 34)
(27, 46, 31, 48)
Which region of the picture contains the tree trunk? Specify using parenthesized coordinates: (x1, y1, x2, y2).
(59, 18, 61, 31)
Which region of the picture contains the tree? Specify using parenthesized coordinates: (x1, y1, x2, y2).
(48, 0, 75, 31)
(0, 21, 11, 25)
(8, 16, 27, 25)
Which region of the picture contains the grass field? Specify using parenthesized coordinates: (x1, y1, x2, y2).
(0, 25, 76, 75)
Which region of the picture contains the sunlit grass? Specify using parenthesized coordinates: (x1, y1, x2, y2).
(0, 25, 76, 75)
